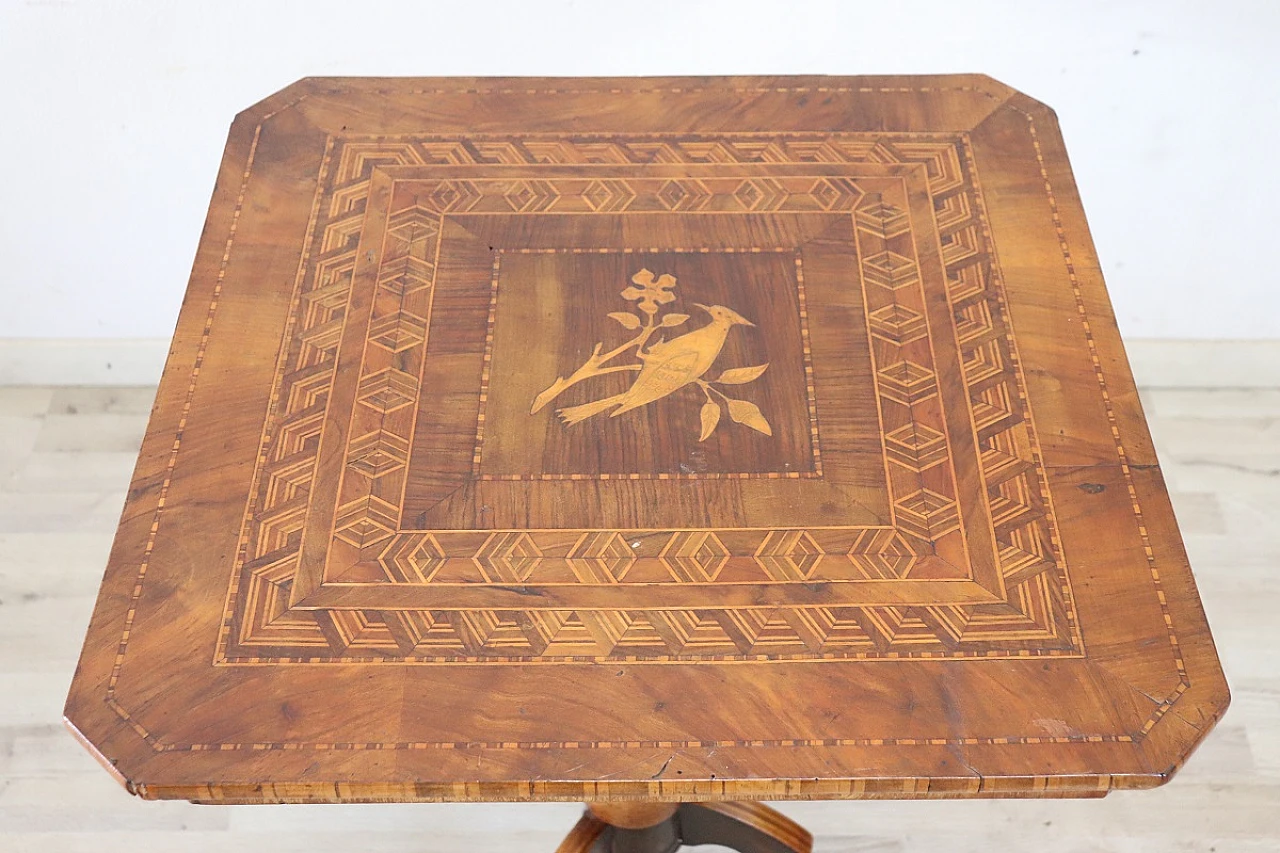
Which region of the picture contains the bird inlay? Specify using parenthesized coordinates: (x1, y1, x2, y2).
(530, 269, 772, 440)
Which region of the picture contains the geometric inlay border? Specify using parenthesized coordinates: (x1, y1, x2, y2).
(214, 132, 1080, 665)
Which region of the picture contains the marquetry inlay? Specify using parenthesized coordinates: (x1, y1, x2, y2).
(206, 131, 1079, 666)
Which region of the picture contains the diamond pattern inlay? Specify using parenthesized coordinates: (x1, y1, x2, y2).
(877, 360, 938, 405)
(346, 430, 410, 478)
(868, 303, 928, 344)
(847, 530, 917, 580)
(476, 532, 544, 583)
(367, 311, 428, 353)
(894, 490, 961, 541)
(566, 531, 637, 583)
(660, 532, 730, 582)
(333, 495, 399, 548)
(862, 251, 919, 289)
(854, 200, 911, 238)
(884, 423, 948, 471)
(356, 367, 418, 414)
(755, 530, 824, 581)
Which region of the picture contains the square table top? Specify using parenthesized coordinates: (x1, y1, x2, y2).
(65, 74, 1228, 805)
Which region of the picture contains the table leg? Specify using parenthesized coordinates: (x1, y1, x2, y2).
(554, 811, 609, 853)
(554, 802, 813, 853)
(677, 802, 813, 852)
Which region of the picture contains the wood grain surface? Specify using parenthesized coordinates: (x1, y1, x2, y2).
(63, 74, 1228, 805)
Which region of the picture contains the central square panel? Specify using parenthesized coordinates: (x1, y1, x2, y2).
(402, 211, 893, 532)
(478, 249, 817, 479)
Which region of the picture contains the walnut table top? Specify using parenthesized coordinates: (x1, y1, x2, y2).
(65, 75, 1228, 808)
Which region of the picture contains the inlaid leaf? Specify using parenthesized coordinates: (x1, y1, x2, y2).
(715, 363, 769, 385)
(660, 313, 689, 328)
(607, 311, 642, 330)
(699, 401, 721, 441)
(726, 399, 773, 436)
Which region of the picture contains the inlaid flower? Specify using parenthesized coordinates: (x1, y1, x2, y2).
(621, 268, 678, 315)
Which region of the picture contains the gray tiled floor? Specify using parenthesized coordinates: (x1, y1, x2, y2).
(2, 385, 1277, 851)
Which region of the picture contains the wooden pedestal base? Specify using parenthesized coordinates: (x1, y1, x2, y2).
(557, 802, 813, 853)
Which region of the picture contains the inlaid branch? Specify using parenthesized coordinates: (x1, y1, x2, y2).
(529, 269, 688, 414)
(529, 332, 648, 414)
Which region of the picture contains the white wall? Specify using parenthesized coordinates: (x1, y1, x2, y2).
(2, 0, 1277, 341)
